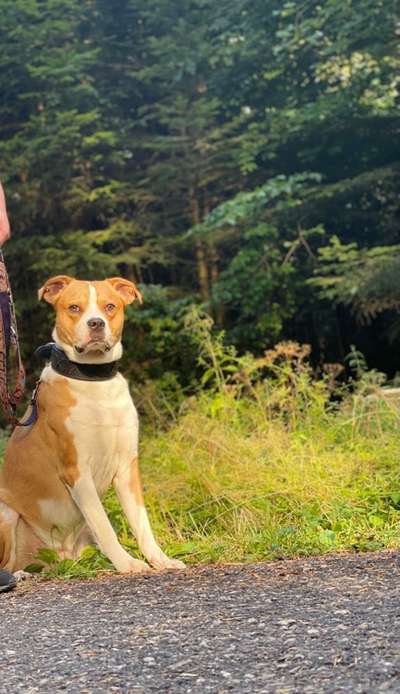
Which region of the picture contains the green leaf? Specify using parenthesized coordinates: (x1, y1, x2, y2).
(35, 548, 60, 565)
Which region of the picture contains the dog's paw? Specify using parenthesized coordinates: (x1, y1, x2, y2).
(118, 556, 151, 575)
(149, 554, 186, 571)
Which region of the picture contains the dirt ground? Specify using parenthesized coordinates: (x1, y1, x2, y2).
(2, 551, 400, 693)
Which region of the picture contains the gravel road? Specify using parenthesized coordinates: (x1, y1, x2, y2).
(2, 551, 400, 693)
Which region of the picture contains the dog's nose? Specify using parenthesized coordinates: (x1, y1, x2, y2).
(87, 317, 105, 330)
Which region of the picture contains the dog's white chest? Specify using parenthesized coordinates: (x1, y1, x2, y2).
(64, 374, 138, 494)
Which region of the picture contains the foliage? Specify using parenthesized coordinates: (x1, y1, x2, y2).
(25, 319, 400, 578)
(0, 0, 399, 580)
(310, 236, 400, 321)
(189, 173, 322, 236)
(0, 0, 398, 376)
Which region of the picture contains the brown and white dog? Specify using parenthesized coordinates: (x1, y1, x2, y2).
(0, 275, 184, 574)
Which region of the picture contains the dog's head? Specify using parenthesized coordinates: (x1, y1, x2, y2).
(38, 276, 142, 363)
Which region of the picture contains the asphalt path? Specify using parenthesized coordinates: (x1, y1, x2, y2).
(2, 551, 400, 693)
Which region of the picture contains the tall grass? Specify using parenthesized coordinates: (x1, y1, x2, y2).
(136, 337, 400, 565)
(21, 310, 400, 577)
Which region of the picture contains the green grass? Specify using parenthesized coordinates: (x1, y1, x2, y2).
(134, 388, 400, 566)
(13, 335, 400, 579)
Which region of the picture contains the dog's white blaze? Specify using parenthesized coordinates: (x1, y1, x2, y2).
(75, 282, 112, 345)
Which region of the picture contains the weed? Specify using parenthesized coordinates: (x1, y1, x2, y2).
(15, 314, 400, 577)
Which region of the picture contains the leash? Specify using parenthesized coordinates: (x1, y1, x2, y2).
(0, 250, 25, 425)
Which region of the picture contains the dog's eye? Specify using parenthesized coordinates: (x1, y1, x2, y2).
(105, 303, 116, 312)
(68, 304, 81, 313)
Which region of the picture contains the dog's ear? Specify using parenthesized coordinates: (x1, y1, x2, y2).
(38, 275, 74, 304)
(106, 277, 143, 305)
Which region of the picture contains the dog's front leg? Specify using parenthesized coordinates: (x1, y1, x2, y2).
(68, 475, 149, 574)
(113, 457, 185, 570)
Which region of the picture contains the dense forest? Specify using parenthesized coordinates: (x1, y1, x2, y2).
(0, 0, 399, 389)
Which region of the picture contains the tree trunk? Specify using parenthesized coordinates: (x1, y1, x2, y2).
(190, 187, 209, 302)
(195, 241, 210, 302)
(209, 242, 224, 325)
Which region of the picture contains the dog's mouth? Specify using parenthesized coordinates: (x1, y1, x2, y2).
(74, 339, 113, 355)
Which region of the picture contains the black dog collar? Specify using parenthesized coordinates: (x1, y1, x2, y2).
(35, 342, 119, 382)
(15, 342, 119, 428)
